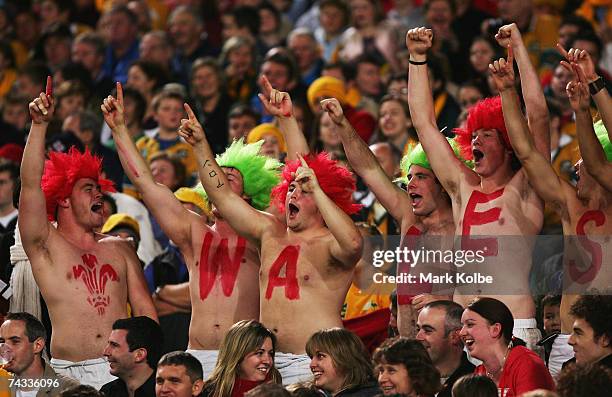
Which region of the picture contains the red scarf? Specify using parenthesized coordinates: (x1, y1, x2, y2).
(231, 378, 264, 397)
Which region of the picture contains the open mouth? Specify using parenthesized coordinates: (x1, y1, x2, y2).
(288, 203, 300, 218)
(256, 366, 269, 373)
(91, 202, 103, 214)
(473, 149, 484, 163)
(381, 385, 396, 394)
(409, 193, 422, 206)
(464, 337, 475, 348)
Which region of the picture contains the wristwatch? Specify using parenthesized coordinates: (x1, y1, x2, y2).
(589, 76, 605, 95)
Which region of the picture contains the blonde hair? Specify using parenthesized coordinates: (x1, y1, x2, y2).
(204, 320, 282, 397)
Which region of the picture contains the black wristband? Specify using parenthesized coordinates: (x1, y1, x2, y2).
(589, 76, 605, 96)
(409, 59, 427, 65)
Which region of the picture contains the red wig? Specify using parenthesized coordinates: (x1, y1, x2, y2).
(453, 96, 510, 161)
(272, 152, 361, 215)
(41, 147, 115, 221)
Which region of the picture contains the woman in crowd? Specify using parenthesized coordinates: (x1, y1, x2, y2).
(372, 338, 441, 397)
(460, 297, 555, 396)
(371, 94, 417, 157)
(306, 328, 380, 396)
(127, 60, 168, 128)
(202, 320, 282, 397)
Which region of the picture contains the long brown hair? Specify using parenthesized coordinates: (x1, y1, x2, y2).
(204, 320, 282, 397)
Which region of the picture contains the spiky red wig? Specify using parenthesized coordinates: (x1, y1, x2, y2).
(41, 147, 115, 221)
(453, 96, 510, 161)
(272, 152, 361, 215)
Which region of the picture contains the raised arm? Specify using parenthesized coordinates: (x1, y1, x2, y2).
(179, 104, 273, 242)
(295, 154, 363, 267)
(496, 24, 550, 156)
(322, 98, 413, 224)
(19, 77, 54, 256)
(101, 83, 200, 255)
(406, 28, 466, 195)
(565, 61, 612, 190)
(490, 49, 566, 206)
(559, 46, 612, 142)
(258, 76, 309, 160)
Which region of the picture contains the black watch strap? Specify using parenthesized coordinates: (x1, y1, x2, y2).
(589, 76, 605, 95)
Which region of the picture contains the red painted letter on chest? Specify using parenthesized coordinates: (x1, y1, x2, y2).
(199, 232, 247, 300)
(461, 189, 504, 256)
(265, 245, 300, 300)
(569, 210, 605, 284)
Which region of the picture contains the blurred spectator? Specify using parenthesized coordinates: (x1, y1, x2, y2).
(37, 23, 73, 73)
(259, 1, 286, 53)
(12, 9, 41, 67)
(54, 80, 87, 121)
(0, 40, 16, 100)
(288, 28, 325, 86)
(14, 62, 49, 104)
(486, 0, 560, 71)
(72, 32, 114, 100)
(314, 0, 350, 62)
(372, 94, 417, 158)
(190, 57, 232, 154)
(246, 123, 287, 161)
(386, 0, 425, 33)
(228, 103, 260, 141)
(457, 81, 486, 112)
(127, 60, 169, 128)
(139, 31, 176, 78)
(307, 76, 376, 143)
(155, 351, 205, 397)
(102, 5, 140, 84)
(168, 6, 219, 88)
(38, 0, 72, 32)
(1, 93, 29, 137)
(126, 0, 152, 35)
(339, 0, 400, 73)
(468, 36, 499, 96)
(221, 36, 258, 103)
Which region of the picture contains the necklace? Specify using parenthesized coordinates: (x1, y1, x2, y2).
(486, 341, 512, 379)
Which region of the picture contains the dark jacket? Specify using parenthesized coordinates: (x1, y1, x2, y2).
(100, 369, 156, 397)
(329, 381, 381, 397)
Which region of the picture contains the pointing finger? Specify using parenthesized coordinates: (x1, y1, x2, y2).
(296, 152, 308, 168)
(184, 103, 197, 121)
(45, 76, 53, 97)
(117, 82, 123, 104)
(261, 75, 273, 95)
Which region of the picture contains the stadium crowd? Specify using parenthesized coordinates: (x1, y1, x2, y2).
(0, 0, 609, 396)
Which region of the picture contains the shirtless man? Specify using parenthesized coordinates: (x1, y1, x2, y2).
(490, 45, 612, 377)
(177, 101, 363, 385)
(407, 25, 550, 352)
(101, 83, 281, 378)
(19, 78, 157, 389)
(318, 97, 457, 337)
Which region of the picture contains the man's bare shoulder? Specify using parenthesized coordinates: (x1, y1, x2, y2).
(96, 234, 137, 254)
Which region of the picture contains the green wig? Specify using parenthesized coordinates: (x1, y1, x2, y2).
(395, 138, 472, 185)
(210, 139, 282, 210)
(593, 120, 612, 161)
